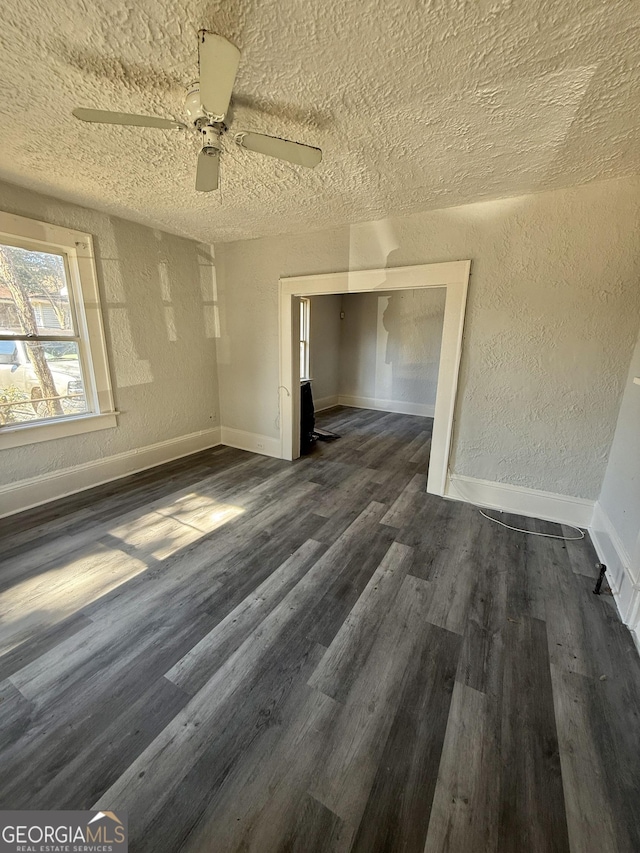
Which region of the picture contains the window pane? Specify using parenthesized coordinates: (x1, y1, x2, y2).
(0, 340, 87, 425)
(0, 243, 75, 336)
(300, 342, 306, 379)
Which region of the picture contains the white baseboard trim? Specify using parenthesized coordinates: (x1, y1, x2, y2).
(445, 473, 594, 528)
(314, 395, 340, 412)
(0, 427, 222, 519)
(220, 427, 281, 459)
(337, 395, 435, 418)
(590, 501, 640, 651)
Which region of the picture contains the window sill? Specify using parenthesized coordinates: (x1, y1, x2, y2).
(0, 411, 119, 450)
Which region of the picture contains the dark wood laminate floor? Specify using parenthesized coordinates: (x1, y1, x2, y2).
(1, 407, 639, 852)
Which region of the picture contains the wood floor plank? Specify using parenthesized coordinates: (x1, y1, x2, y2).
(420, 502, 486, 635)
(308, 541, 414, 702)
(395, 492, 465, 578)
(551, 636, 640, 853)
(113, 643, 329, 853)
(562, 526, 601, 579)
(455, 520, 508, 696)
(543, 536, 620, 680)
(350, 620, 461, 852)
(166, 538, 327, 695)
(310, 469, 411, 547)
(505, 516, 549, 622)
(179, 678, 342, 853)
(549, 665, 622, 853)
(304, 525, 398, 648)
(0, 611, 92, 682)
(305, 458, 357, 489)
(372, 468, 416, 502)
(380, 473, 426, 528)
(278, 794, 350, 853)
(29, 677, 190, 810)
(304, 504, 397, 648)
(404, 428, 431, 460)
(424, 681, 501, 853)
(1, 541, 151, 656)
(93, 637, 319, 846)
(409, 436, 432, 466)
(0, 616, 217, 807)
(355, 413, 401, 453)
(0, 680, 34, 754)
(594, 661, 640, 853)
(498, 616, 570, 853)
(308, 575, 435, 830)
(311, 466, 384, 519)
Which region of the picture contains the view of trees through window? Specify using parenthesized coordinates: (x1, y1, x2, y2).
(0, 243, 87, 425)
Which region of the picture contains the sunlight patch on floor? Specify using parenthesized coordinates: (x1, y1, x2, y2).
(0, 494, 245, 655)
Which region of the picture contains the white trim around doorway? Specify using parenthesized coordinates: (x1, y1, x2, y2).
(278, 260, 471, 496)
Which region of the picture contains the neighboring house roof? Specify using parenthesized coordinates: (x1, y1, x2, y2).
(0, 285, 57, 303)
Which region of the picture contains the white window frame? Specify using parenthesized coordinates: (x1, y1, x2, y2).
(299, 297, 310, 381)
(0, 211, 117, 449)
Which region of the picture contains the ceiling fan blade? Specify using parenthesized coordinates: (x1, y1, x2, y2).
(195, 150, 220, 192)
(198, 31, 240, 121)
(73, 108, 186, 130)
(234, 132, 322, 168)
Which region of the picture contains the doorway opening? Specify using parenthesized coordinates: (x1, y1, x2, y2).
(278, 261, 471, 496)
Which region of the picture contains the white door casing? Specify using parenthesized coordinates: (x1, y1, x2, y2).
(278, 260, 471, 496)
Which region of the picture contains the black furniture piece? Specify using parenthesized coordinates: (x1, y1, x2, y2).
(300, 380, 315, 455)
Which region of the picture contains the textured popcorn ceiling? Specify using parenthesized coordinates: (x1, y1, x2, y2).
(0, 0, 638, 243)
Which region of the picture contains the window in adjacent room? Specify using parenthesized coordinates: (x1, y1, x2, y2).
(299, 297, 310, 381)
(0, 211, 116, 448)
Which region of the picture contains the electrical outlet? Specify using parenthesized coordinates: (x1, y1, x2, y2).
(256, 441, 264, 449)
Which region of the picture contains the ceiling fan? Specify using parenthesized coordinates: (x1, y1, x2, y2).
(72, 31, 322, 192)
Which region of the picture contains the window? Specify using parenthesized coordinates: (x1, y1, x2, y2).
(299, 297, 310, 381)
(0, 212, 116, 448)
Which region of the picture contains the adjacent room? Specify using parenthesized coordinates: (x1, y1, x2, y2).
(300, 288, 444, 457)
(0, 1, 639, 851)
(313, 290, 444, 416)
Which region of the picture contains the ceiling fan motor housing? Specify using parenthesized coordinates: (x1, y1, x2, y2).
(185, 84, 207, 125)
(201, 125, 222, 156)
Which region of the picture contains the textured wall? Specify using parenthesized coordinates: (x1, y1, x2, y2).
(339, 289, 445, 409)
(598, 329, 640, 557)
(216, 177, 640, 499)
(0, 181, 220, 486)
(308, 295, 342, 405)
(216, 225, 350, 437)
